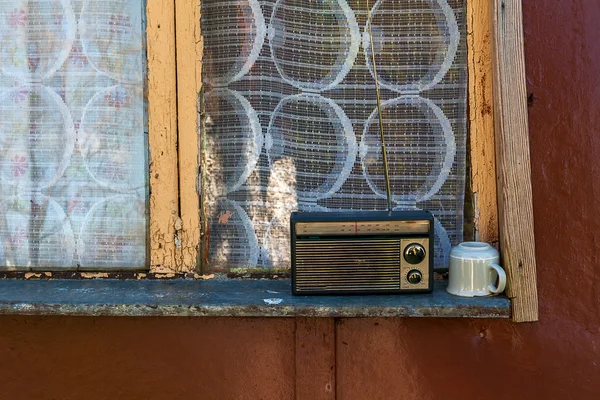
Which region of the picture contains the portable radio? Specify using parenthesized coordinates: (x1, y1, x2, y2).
(291, 210, 434, 295)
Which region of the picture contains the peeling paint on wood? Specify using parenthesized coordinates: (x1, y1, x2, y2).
(80, 273, 110, 279)
(194, 273, 215, 280)
(175, 0, 203, 272)
(154, 273, 176, 279)
(0, 271, 188, 281)
(147, 0, 180, 273)
(467, 0, 500, 244)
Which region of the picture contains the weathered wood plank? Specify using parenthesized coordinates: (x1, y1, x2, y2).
(491, 0, 539, 322)
(468, 0, 499, 244)
(175, 0, 203, 272)
(147, 0, 180, 272)
(295, 318, 336, 400)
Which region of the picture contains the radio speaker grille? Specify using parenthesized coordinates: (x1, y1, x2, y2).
(294, 239, 401, 292)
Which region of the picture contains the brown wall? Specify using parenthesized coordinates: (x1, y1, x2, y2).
(1, 1, 599, 399)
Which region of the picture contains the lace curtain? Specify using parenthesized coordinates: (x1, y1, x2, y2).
(201, 0, 467, 271)
(0, 0, 147, 269)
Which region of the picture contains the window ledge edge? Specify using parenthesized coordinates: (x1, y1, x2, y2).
(0, 279, 510, 318)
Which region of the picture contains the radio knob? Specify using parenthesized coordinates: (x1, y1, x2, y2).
(404, 243, 426, 264)
(407, 269, 423, 285)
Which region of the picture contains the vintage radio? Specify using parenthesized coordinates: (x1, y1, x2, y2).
(291, 210, 434, 295)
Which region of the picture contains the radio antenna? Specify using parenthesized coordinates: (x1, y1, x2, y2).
(366, 0, 393, 213)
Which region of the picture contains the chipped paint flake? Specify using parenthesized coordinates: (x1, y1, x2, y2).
(218, 210, 233, 224)
(194, 273, 215, 280)
(80, 273, 109, 279)
(264, 298, 283, 305)
(154, 273, 176, 279)
(151, 265, 174, 274)
(174, 217, 183, 231)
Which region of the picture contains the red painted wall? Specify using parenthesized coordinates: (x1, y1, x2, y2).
(1, 1, 599, 399)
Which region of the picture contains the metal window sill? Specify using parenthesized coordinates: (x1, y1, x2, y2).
(0, 279, 510, 318)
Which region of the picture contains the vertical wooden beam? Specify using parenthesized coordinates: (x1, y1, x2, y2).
(467, 1, 499, 245)
(175, 0, 203, 272)
(491, 0, 539, 322)
(295, 318, 336, 400)
(147, 0, 180, 272)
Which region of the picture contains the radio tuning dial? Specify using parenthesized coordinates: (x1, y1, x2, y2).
(407, 269, 423, 285)
(404, 243, 426, 264)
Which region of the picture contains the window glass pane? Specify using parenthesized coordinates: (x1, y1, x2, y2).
(0, 0, 147, 269)
(201, 0, 466, 271)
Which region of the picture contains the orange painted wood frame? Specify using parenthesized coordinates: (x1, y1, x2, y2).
(467, 0, 499, 246)
(175, 0, 203, 272)
(147, 0, 181, 272)
(147, 0, 201, 273)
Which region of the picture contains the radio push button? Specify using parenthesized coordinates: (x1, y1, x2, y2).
(404, 243, 426, 264)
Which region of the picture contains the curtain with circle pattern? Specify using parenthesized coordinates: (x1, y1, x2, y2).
(202, 0, 468, 272)
(0, 0, 147, 269)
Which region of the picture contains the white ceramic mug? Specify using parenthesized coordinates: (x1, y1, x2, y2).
(447, 242, 507, 297)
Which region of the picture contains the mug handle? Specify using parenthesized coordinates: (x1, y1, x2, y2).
(488, 263, 507, 294)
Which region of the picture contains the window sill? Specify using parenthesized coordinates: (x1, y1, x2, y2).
(0, 278, 510, 318)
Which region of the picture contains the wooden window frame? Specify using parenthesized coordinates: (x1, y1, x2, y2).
(165, 0, 538, 322)
(491, 0, 538, 323)
(467, 0, 538, 322)
(147, 0, 201, 273)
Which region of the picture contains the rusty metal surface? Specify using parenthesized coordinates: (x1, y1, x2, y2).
(0, 279, 509, 318)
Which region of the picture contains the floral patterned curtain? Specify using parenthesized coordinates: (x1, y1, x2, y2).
(0, 0, 147, 269)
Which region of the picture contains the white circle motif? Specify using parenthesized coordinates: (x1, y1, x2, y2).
(78, 194, 147, 269)
(80, 0, 144, 83)
(0, 0, 76, 81)
(202, 0, 266, 86)
(267, 93, 357, 201)
(360, 96, 456, 204)
(209, 199, 259, 268)
(269, 0, 360, 92)
(204, 89, 263, 194)
(79, 85, 145, 192)
(0, 85, 75, 190)
(0, 195, 75, 268)
(364, 0, 459, 93)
